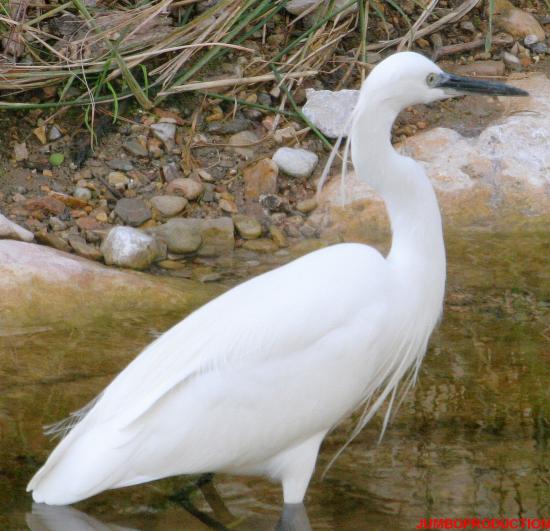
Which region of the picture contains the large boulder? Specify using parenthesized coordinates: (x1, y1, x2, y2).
(0, 241, 220, 331)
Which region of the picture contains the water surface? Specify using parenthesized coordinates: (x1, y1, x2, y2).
(1, 226, 549, 530)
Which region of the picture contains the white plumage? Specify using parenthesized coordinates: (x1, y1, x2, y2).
(27, 52, 527, 506)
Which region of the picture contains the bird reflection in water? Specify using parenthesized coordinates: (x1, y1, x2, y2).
(27, 477, 312, 531)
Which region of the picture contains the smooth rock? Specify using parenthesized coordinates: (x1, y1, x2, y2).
(272, 147, 318, 178)
(107, 171, 129, 190)
(198, 217, 234, 256)
(151, 195, 187, 217)
(233, 214, 262, 239)
(302, 88, 359, 138)
(229, 130, 259, 159)
(0, 240, 219, 330)
(151, 218, 202, 254)
(114, 198, 152, 226)
(493, 0, 545, 40)
(269, 225, 288, 247)
(219, 198, 238, 214)
(243, 158, 278, 200)
(48, 125, 62, 141)
(162, 162, 183, 183)
(166, 178, 204, 200)
(74, 187, 92, 201)
(123, 139, 149, 157)
(101, 226, 162, 270)
(0, 213, 34, 242)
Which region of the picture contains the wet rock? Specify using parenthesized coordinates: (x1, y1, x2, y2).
(123, 139, 149, 157)
(208, 117, 251, 134)
(166, 178, 204, 200)
(151, 195, 188, 217)
(302, 88, 359, 138)
(151, 218, 202, 254)
(0, 213, 34, 242)
(272, 147, 318, 178)
(242, 238, 278, 253)
(107, 158, 134, 171)
(14, 142, 29, 162)
(493, 0, 545, 41)
(68, 234, 102, 262)
(219, 198, 238, 214)
(243, 158, 278, 200)
(107, 171, 129, 190)
(114, 198, 152, 226)
(296, 198, 318, 214)
(229, 130, 259, 159)
(101, 226, 162, 270)
(198, 217, 234, 257)
(35, 230, 71, 252)
(151, 122, 176, 150)
(234, 214, 262, 239)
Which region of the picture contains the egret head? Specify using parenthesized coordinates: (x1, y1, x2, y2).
(363, 51, 528, 110)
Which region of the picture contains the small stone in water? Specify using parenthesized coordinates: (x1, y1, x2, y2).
(242, 238, 278, 253)
(296, 198, 317, 214)
(233, 214, 262, 239)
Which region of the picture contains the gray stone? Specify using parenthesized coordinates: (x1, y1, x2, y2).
(302, 88, 359, 138)
(114, 198, 152, 227)
(208, 117, 251, 134)
(198, 217, 234, 256)
(107, 158, 134, 171)
(151, 195, 188, 217)
(123, 139, 149, 157)
(162, 162, 183, 183)
(233, 214, 262, 239)
(68, 234, 102, 261)
(272, 147, 318, 178)
(151, 218, 202, 254)
(0, 213, 34, 242)
(74, 187, 92, 201)
(101, 226, 163, 270)
(107, 171, 129, 190)
(229, 130, 259, 159)
(151, 122, 176, 149)
(48, 125, 62, 141)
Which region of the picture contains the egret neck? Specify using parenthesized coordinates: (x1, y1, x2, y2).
(351, 95, 446, 309)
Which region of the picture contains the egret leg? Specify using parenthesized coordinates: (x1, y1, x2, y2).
(276, 432, 326, 504)
(276, 503, 312, 531)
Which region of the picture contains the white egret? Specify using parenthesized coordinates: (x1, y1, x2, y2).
(27, 52, 527, 506)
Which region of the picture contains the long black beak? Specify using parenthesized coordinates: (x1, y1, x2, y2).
(436, 72, 528, 96)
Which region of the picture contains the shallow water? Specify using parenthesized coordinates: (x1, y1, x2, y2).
(1, 226, 549, 530)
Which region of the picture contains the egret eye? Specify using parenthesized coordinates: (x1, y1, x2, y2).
(426, 73, 438, 87)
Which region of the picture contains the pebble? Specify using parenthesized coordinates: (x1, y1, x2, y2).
(35, 230, 71, 252)
(107, 171, 129, 190)
(76, 216, 105, 231)
(233, 214, 262, 239)
(198, 217, 235, 257)
(95, 212, 109, 223)
(123, 139, 149, 157)
(208, 117, 251, 134)
(166, 178, 204, 200)
(273, 127, 296, 144)
(151, 195, 188, 217)
(33, 126, 47, 145)
(162, 162, 183, 183)
(114, 198, 152, 226)
(296, 198, 318, 214)
(219, 198, 238, 214)
(74, 187, 92, 201)
(150, 218, 202, 254)
(229, 130, 259, 159)
(269, 225, 288, 247)
(524, 34, 539, 47)
(107, 158, 134, 171)
(272, 147, 318, 178)
(242, 238, 278, 253)
(14, 142, 29, 162)
(493, 0, 545, 41)
(0, 213, 34, 242)
(68, 235, 102, 261)
(302, 88, 359, 138)
(48, 216, 67, 232)
(243, 158, 278, 200)
(101, 226, 163, 270)
(531, 42, 549, 55)
(151, 122, 176, 150)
